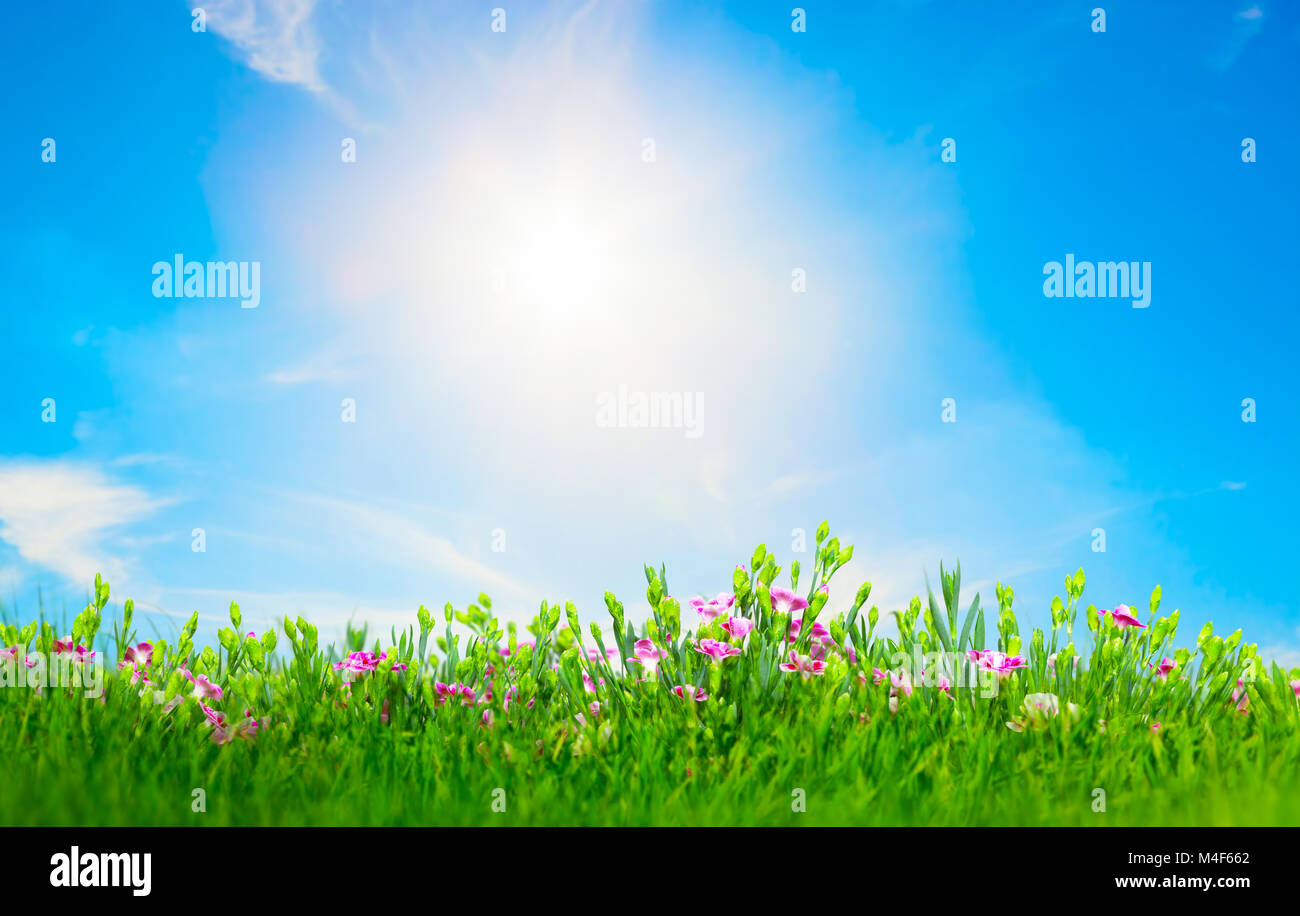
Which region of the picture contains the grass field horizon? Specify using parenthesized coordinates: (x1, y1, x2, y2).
(3, 523, 1297, 828)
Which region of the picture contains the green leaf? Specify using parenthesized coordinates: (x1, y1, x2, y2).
(958, 594, 981, 651)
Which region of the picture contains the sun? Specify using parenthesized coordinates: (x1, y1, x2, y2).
(497, 192, 617, 323)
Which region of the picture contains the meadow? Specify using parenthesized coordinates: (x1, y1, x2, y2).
(2, 522, 1297, 827)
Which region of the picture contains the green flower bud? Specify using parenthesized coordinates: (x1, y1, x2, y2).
(164, 668, 189, 704)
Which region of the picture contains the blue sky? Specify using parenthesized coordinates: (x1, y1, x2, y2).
(1, 0, 1297, 664)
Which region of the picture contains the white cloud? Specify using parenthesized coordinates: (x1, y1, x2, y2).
(198, 0, 325, 92)
(1210, 4, 1266, 69)
(266, 344, 359, 385)
(285, 492, 536, 602)
(0, 462, 168, 588)
(152, 586, 414, 634)
(1261, 627, 1300, 672)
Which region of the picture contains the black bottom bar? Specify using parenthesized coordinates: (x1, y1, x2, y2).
(2, 826, 1286, 899)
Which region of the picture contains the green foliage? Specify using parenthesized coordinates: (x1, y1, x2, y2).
(0, 523, 1297, 827)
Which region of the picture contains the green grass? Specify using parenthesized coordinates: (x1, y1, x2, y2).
(2, 524, 1298, 826)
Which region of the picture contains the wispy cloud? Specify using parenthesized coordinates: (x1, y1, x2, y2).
(198, 0, 324, 92)
(285, 492, 536, 601)
(0, 462, 169, 588)
(1261, 626, 1300, 671)
(266, 344, 359, 385)
(1210, 4, 1266, 70)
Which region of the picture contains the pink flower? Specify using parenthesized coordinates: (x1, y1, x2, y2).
(1151, 721, 1162, 733)
(1290, 679, 1300, 698)
(503, 686, 520, 711)
(783, 619, 830, 648)
(120, 642, 152, 681)
(201, 703, 229, 738)
(872, 667, 886, 685)
(627, 638, 669, 674)
(204, 705, 263, 744)
(157, 692, 184, 714)
(1152, 657, 1176, 679)
(967, 649, 1028, 679)
(432, 682, 476, 706)
(192, 674, 223, 701)
(333, 650, 385, 675)
(694, 638, 742, 663)
(1232, 679, 1250, 715)
(241, 709, 263, 737)
(690, 593, 735, 620)
(121, 642, 153, 668)
(1, 645, 20, 664)
(1105, 605, 1146, 629)
(720, 616, 754, 641)
(779, 650, 826, 678)
(769, 587, 809, 617)
(53, 637, 94, 662)
(673, 684, 708, 701)
(889, 669, 913, 698)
